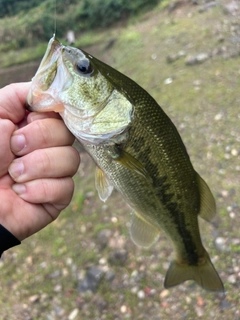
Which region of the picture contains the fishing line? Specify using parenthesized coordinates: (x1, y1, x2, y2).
(53, 0, 57, 38)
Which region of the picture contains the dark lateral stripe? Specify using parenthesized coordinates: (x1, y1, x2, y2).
(128, 125, 200, 265)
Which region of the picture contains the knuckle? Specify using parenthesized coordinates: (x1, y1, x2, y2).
(69, 147, 81, 174)
(33, 119, 53, 146)
(52, 177, 74, 210)
(40, 179, 50, 199)
(41, 149, 52, 172)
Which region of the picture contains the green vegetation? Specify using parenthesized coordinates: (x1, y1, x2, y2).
(0, 0, 161, 68)
(79, 0, 159, 28)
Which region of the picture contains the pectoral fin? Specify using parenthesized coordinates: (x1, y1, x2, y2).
(95, 166, 114, 202)
(130, 212, 160, 248)
(113, 148, 150, 180)
(197, 173, 216, 222)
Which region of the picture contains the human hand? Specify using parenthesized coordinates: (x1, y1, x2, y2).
(0, 83, 80, 241)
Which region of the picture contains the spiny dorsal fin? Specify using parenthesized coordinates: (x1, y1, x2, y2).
(130, 212, 160, 248)
(95, 166, 114, 202)
(197, 173, 216, 222)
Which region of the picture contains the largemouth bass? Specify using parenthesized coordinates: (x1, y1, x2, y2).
(27, 36, 224, 292)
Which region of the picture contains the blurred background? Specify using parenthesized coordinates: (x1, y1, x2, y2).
(0, 0, 240, 319)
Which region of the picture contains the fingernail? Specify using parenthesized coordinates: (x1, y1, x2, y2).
(12, 184, 26, 195)
(8, 161, 24, 180)
(11, 134, 26, 153)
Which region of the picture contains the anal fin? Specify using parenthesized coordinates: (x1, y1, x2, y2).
(130, 212, 160, 248)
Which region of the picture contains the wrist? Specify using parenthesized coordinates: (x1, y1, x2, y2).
(0, 224, 21, 257)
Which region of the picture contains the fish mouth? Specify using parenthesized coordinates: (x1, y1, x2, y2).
(27, 36, 71, 113)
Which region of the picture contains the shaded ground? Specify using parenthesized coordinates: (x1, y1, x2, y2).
(0, 61, 40, 88)
(1, 1, 240, 319)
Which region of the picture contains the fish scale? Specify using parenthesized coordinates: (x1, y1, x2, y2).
(27, 36, 224, 292)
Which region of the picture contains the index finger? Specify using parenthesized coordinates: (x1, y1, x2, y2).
(0, 82, 31, 123)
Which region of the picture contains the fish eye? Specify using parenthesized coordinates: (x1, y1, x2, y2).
(76, 59, 93, 75)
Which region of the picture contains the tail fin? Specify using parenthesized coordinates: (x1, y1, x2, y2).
(164, 256, 224, 292)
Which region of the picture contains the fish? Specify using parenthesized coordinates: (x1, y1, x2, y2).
(27, 36, 224, 292)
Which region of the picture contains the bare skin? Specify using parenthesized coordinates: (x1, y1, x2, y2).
(0, 82, 80, 241)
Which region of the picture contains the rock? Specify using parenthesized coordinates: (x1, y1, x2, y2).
(66, 257, 73, 265)
(137, 290, 145, 299)
(131, 286, 139, 294)
(68, 308, 79, 320)
(49, 270, 61, 279)
(198, 1, 216, 13)
(215, 237, 229, 252)
(159, 289, 170, 299)
(196, 53, 209, 63)
(224, 1, 239, 15)
(25, 256, 33, 265)
(193, 79, 201, 87)
(231, 149, 238, 156)
(212, 46, 226, 57)
(99, 257, 107, 265)
(195, 306, 204, 317)
(214, 112, 224, 121)
(85, 191, 94, 198)
(178, 50, 186, 58)
(227, 274, 237, 284)
(220, 299, 232, 310)
(108, 250, 128, 265)
(120, 305, 127, 313)
(92, 295, 108, 311)
(104, 38, 117, 50)
(229, 211, 235, 218)
(217, 35, 225, 42)
(168, 1, 184, 13)
(105, 270, 115, 282)
(97, 229, 112, 249)
(164, 77, 173, 85)
(185, 56, 197, 66)
(109, 234, 126, 249)
(111, 216, 118, 223)
(46, 314, 55, 320)
(54, 284, 62, 293)
(28, 294, 40, 303)
(166, 51, 186, 63)
(166, 54, 178, 63)
(54, 305, 65, 317)
(197, 296, 204, 307)
(78, 266, 105, 293)
(186, 53, 209, 65)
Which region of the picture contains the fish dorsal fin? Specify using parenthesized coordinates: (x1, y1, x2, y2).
(130, 212, 160, 248)
(197, 173, 216, 222)
(95, 166, 114, 202)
